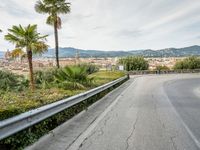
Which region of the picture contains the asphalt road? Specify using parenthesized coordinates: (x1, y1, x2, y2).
(27, 74, 200, 150)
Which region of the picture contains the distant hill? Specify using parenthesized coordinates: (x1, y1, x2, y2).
(42, 45, 200, 58)
(0, 51, 4, 58)
(42, 47, 133, 58)
(1, 45, 200, 58)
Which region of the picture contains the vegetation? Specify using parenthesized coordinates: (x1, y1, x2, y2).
(35, 0, 71, 68)
(78, 63, 99, 74)
(0, 2, 127, 149)
(0, 74, 127, 150)
(5, 24, 48, 90)
(0, 68, 125, 150)
(90, 71, 125, 86)
(0, 69, 125, 120)
(34, 68, 58, 89)
(54, 66, 94, 89)
(174, 56, 200, 70)
(118, 56, 149, 71)
(0, 70, 28, 91)
(10, 48, 26, 62)
(155, 65, 170, 71)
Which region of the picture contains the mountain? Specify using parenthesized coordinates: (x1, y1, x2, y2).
(1, 45, 200, 58)
(42, 47, 132, 58)
(0, 51, 5, 58)
(42, 45, 200, 58)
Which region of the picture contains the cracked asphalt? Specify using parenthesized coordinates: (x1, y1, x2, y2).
(27, 74, 200, 150)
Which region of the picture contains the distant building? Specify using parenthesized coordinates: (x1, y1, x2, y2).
(5, 49, 11, 60)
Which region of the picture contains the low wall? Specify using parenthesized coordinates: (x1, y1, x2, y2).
(128, 69, 200, 75)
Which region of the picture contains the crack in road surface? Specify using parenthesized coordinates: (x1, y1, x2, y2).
(65, 116, 99, 150)
(78, 114, 112, 149)
(125, 113, 139, 150)
(170, 136, 178, 150)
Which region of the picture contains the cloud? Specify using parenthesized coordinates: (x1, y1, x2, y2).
(0, 0, 200, 51)
(113, 29, 142, 38)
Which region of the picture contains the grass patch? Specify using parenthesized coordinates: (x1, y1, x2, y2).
(90, 71, 125, 86)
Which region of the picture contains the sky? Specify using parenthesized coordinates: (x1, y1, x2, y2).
(0, 0, 200, 51)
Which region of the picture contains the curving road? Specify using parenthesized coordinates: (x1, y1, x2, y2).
(27, 74, 200, 150)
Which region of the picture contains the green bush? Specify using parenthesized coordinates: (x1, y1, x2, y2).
(34, 68, 58, 89)
(155, 65, 170, 71)
(77, 64, 99, 74)
(34, 65, 98, 89)
(118, 56, 149, 71)
(54, 66, 94, 89)
(0, 70, 28, 91)
(174, 56, 200, 70)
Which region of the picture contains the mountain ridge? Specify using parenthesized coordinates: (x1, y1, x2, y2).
(1, 45, 200, 58)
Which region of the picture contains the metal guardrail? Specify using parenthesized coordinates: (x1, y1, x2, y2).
(0, 76, 128, 140)
(129, 69, 200, 75)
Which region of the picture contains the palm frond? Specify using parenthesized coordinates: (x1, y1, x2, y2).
(46, 15, 55, 26)
(35, 0, 50, 14)
(54, 66, 94, 89)
(31, 41, 49, 55)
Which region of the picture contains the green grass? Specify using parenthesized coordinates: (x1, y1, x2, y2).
(90, 71, 125, 86)
(0, 71, 125, 120)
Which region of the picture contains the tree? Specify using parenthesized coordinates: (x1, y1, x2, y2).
(118, 56, 149, 71)
(10, 48, 25, 62)
(0, 29, 2, 32)
(174, 56, 200, 70)
(155, 65, 170, 71)
(5, 24, 48, 90)
(35, 0, 71, 68)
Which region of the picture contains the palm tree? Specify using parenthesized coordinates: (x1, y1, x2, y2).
(54, 66, 94, 89)
(35, 0, 71, 68)
(10, 48, 25, 62)
(5, 24, 48, 90)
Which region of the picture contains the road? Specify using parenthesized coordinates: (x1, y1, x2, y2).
(27, 74, 200, 150)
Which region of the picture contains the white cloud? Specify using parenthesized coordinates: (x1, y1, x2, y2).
(0, 0, 200, 51)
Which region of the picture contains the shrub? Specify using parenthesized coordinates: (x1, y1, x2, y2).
(54, 66, 94, 89)
(118, 56, 149, 71)
(0, 70, 28, 91)
(34, 68, 58, 89)
(77, 64, 99, 74)
(174, 56, 200, 70)
(155, 65, 170, 71)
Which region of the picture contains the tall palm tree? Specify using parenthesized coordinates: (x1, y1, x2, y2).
(35, 0, 71, 68)
(5, 24, 48, 90)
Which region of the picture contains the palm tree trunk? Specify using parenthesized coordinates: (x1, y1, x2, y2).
(27, 49, 35, 90)
(54, 20, 60, 68)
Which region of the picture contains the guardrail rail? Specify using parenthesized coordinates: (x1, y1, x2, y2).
(0, 75, 128, 140)
(128, 69, 200, 75)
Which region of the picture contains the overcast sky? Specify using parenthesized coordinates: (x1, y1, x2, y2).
(0, 0, 200, 51)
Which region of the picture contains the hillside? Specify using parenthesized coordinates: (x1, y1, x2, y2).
(1, 45, 200, 58)
(0, 51, 4, 58)
(42, 45, 200, 58)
